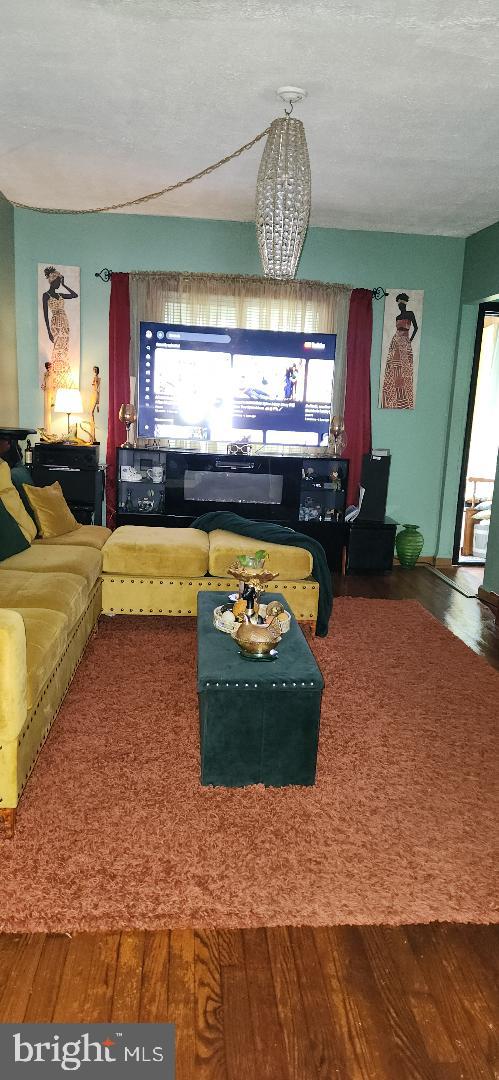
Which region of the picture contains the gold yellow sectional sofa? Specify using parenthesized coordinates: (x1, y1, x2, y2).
(0, 461, 111, 836)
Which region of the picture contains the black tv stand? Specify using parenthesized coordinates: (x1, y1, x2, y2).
(117, 447, 350, 571)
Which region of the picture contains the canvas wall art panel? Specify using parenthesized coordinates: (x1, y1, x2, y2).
(378, 289, 424, 409)
(38, 264, 80, 403)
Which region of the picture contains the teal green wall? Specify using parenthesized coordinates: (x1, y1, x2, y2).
(462, 220, 499, 304)
(14, 208, 465, 554)
(0, 193, 18, 424)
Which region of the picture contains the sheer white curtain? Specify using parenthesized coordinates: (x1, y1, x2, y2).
(129, 271, 352, 417)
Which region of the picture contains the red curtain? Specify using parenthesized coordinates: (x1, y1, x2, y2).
(344, 288, 373, 506)
(106, 273, 130, 529)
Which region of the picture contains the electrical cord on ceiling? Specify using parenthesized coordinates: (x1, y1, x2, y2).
(7, 126, 271, 215)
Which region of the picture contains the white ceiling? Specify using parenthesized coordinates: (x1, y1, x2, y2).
(1, 0, 499, 236)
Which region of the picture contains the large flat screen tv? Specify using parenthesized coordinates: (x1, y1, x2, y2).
(138, 322, 336, 447)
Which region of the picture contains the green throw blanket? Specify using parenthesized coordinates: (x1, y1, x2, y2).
(191, 511, 332, 636)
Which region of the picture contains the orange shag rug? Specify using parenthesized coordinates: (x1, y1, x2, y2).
(1, 599, 498, 932)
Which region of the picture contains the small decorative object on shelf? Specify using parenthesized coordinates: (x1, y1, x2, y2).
(328, 415, 347, 456)
(89, 365, 100, 443)
(124, 488, 133, 512)
(395, 523, 424, 567)
(137, 489, 155, 513)
(41, 361, 54, 434)
(329, 469, 342, 490)
(119, 403, 137, 448)
(227, 438, 252, 455)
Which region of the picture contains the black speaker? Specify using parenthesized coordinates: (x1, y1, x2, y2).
(357, 452, 391, 522)
(347, 520, 396, 572)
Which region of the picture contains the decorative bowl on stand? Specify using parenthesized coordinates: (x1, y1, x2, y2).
(226, 562, 279, 599)
(212, 602, 291, 636)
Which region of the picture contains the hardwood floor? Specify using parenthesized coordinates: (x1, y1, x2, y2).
(0, 567, 497, 1079)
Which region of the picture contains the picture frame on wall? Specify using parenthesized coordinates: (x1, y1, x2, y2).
(378, 289, 424, 409)
(38, 263, 81, 398)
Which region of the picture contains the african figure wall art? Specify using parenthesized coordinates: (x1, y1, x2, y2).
(38, 264, 80, 396)
(378, 289, 424, 409)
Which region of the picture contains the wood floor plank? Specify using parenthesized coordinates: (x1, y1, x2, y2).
(139, 930, 170, 1022)
(82, 932, 120, 1022)
(168, 929, 196, 1080)
(360, 926, 445, 1080)
(0, 935, 26, 1003)
(422, 925, 498, 1072)
(266, 927, 318, 1080)
(111, 931, 145, 1022)
(460, 928, 499, 993)
(314, 925, 388, 1080)
(462, 925, 499, 992)
(406, 925, 497, 1080)
(194, 930, 227, 1079)
(24, 934, 71, 1021)
(328, 926, 424, 1080)
(221, 966, 258, 1080)
(217, 930, 243, 967)
(375, 926, 458, 1069)
(52, 933, 98, 1022)
(288, 925, 345, 1080)
(0, 934, 45, 1022)
(242, 928, 289, 1080)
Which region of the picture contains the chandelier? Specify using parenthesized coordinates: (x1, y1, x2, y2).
(256, 87, 311, 280)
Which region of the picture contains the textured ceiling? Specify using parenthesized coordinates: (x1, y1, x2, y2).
(1, 0, 499, 235)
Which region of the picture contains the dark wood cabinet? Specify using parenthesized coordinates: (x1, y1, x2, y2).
(32, 443, 105, 525)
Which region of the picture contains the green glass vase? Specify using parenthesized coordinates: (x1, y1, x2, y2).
(395, 524, 424, 568)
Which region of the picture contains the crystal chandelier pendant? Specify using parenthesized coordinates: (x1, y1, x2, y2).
(256, 90, 311, 280)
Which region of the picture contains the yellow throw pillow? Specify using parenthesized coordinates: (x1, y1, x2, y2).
(23, 481, 78, 538)
(0, 460, 37, 543)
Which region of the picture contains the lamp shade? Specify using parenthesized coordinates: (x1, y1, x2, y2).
(54, 388, 83, 415)
(256, 115, 311, 280)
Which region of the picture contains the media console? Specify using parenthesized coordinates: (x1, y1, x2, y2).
(116, 447, 350, 571)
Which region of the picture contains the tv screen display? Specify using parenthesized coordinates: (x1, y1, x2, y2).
(138, 322, 336, 447)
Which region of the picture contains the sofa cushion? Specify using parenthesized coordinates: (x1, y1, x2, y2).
(12, 607, 68, 710)
(0, 609, 28, 742)
(0, 461, 37, 543)
(0, 501, 30, 562)
(208, 529, 313, 579)
(22, 481, 78, 538)
(0, 570, 88, 628)
(0, 544, 102, 589)
(35, 524, 112, 550)
(102, 526, 209, 576)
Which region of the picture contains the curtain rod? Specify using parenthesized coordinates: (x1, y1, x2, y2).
(94, 268, 388, 298)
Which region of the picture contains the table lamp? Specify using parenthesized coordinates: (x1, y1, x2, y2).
(119, 403, 137, 448)
(54, 388, 83, 435)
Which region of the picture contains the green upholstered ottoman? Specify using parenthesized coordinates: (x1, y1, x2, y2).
(197, 591, 324, 788)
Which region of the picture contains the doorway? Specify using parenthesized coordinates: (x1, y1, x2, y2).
(454, 302, 499, 567)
